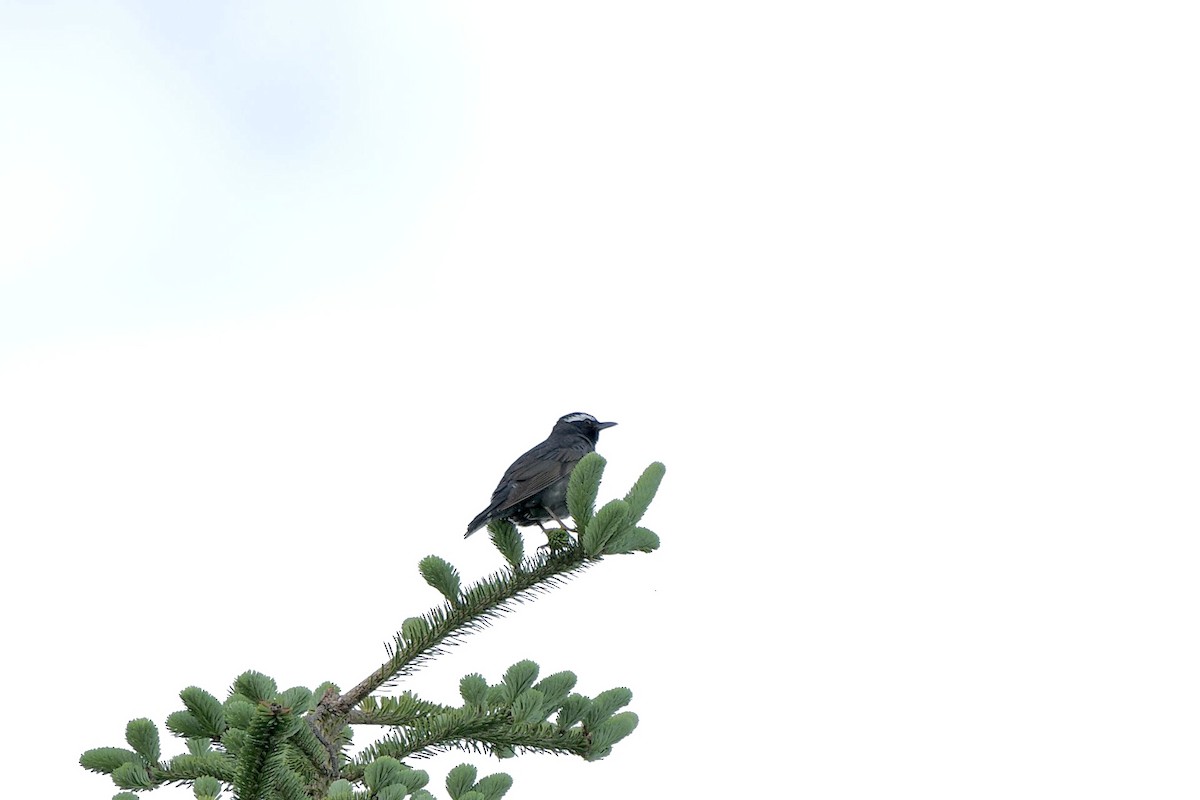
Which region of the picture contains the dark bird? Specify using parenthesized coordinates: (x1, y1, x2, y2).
(465, 412, 617, 537)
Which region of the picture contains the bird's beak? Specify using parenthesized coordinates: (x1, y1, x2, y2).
(597, 421, 617, 430)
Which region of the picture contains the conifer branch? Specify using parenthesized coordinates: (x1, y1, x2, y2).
(327, 545, 595, 718)
(351, 692, 453, 726)
(343, 714, 590, 779)
(156, 752, 237, 782)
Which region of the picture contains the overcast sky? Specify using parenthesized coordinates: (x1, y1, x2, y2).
(1, 2, 1197, 798)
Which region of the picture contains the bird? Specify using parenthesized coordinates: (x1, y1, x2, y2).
(465, 412, 617, 538)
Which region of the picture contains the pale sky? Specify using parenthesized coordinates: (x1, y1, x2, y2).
(2, 2, 1198, 798)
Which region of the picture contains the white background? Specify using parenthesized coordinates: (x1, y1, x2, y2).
(1, 2, 1197, 798)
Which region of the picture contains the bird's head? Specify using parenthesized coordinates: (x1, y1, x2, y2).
(554, 412, 617, 444)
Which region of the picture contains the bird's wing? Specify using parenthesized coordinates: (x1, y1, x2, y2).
(489, 438, 592, 512)
(465, 437, 595, 536)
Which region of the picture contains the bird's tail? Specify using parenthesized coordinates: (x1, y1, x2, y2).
(464, 507, 495, 538)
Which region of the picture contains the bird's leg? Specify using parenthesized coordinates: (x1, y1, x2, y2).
(544, 507, 573, 533)
(537, 508, 577, 552)
(541, 508, 583, 551)
(535, 520, 563, 551)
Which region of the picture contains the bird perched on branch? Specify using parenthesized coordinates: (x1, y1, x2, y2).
(465, 412, 617, 537)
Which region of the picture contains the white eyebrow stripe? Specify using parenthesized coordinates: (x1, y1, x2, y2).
(560, 413, 597, 423)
